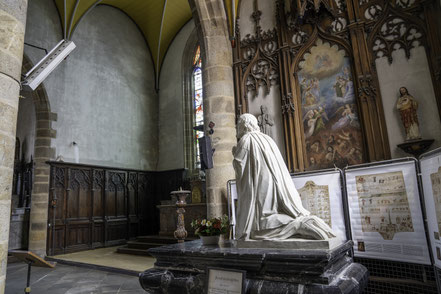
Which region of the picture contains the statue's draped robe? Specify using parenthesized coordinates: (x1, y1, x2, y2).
(233, 131, 335, 241)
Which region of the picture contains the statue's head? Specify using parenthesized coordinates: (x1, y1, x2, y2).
(260, 105, 268, 114)
(399, 87, 408, 96)
(237, 113, 260, 139)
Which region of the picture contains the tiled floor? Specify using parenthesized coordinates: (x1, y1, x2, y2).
(5, 262, 145, 294)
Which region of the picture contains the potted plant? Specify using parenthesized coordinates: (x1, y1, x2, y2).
(191, 215, 229, 245)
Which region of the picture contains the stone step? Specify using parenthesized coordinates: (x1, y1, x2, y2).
(136, 235, 196, 244)
(126, 241, 165, 250)
(116, 246, 153, 256)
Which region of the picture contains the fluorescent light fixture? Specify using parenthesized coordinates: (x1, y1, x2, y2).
(22, 40, 76, 91)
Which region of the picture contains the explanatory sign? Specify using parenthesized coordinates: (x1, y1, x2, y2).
(420, 149, 441, 268)
(345, 160, 430, 264)
(206, 268, 245, 294)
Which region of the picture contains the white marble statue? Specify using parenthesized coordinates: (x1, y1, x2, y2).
(232, 113, 336, 241)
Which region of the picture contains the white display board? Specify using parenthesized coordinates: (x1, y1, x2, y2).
(227, 170, 346, 240)
(292, 170, 347, 241)
(420, 149, 441, 268)
(345, 160, 430, 264)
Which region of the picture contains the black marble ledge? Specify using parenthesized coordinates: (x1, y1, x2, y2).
(147, 240, 355, 284)
(140, 263, 368, 294)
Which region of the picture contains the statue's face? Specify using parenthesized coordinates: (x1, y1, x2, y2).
(399, 87, 408, 95)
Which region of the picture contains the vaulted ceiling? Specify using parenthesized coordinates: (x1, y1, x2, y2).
(54, 0, 240, 85)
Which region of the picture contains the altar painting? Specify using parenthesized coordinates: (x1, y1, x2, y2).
(356, 171, 414, 240)
(298, 39, 364, 170)
(431, 167, 441, 233)
(298, 181, 332, 227)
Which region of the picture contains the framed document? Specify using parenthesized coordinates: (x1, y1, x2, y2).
(420, 147, 441, 268)
(345, 159, 430, 264)
(227, 180, 238, 238)
(206, 267, 245, 294)
(292, 169, 348, 241)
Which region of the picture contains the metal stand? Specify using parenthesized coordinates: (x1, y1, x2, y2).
(24, 261, 33, 293)
(8, 250, 55, 294)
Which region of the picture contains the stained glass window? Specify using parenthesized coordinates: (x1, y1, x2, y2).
(192, 46, 203, 169)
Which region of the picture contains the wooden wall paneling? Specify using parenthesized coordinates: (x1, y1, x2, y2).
(277, 0, 305, 172)
(105, 171, 128, 246)
(127, 172, 139, 239)
(47, 166, 67, 255)
(64, 168, 92, 253)
(47, 163, 184, 255)
(233, 19, 245, 118)
(152, 169, 186, 234)
(423, 1, 441, 121)
(92, 169, 105, 248)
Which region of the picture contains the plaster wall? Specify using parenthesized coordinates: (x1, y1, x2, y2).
(376, 47, 441, 158)
(238, 0, 277, 39)
(15, 94, 36, 162)
(24, 2, 158, 170)
(157, 20, 195, 171)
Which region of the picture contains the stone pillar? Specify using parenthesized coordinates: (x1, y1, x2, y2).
(0, 0, 28, 293)
(189, 0, 236, 218)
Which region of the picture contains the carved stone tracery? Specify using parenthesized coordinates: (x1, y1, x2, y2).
(369, 6, 425, 63)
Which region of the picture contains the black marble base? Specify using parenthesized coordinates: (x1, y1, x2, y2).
(139, 240, 368, 293)
(397, 139, 434, 157)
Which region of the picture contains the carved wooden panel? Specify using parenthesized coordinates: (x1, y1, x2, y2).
(47, 162, 186, 255)
(232, 0, 441, 170)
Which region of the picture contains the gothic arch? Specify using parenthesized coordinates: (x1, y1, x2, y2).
(21, 55, 57, 256)
(182, 27, 200, 174)
(290, 26, 367, 169)
(187, 0, 236, 217)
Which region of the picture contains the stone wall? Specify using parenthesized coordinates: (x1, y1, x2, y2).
(158, 20, 195, 171)
(0, 0, 28, 292)
(24, 1, 158, 170)
(23, 1, 159, 256)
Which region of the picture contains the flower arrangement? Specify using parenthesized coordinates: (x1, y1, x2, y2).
(191, 215, 229, 236)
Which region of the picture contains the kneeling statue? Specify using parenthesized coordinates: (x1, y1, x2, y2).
(233, 114, 336, 241)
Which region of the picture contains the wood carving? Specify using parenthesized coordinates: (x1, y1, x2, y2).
(233, 0, 441, 171)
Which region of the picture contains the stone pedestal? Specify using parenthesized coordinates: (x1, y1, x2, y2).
(139, 240, 368, 294)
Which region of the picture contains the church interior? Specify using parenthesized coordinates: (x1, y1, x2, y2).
(2, 0, 441, 293)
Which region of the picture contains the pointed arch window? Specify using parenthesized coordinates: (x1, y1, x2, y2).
(192, 45, 204, 169)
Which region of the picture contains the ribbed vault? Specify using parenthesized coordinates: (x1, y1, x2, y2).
(54, 0, 240, 86)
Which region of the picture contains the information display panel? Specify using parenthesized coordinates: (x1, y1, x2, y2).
(420, 148, 441, 268)
(292, 170, 347, 241)
(345, 160, 430, 264)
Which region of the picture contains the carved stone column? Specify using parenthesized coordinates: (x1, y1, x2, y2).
(189, 0, 236, 218)
(0, 0, 28, 292)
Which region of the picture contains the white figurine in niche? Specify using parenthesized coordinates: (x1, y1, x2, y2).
(396, 87, 421, 141)
(232, 113, 336, 241)
(257, 105, 274, 136)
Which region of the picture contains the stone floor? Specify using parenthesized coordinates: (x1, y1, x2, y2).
(48, 246, 156, 273)
(5, 262, 145, 294)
